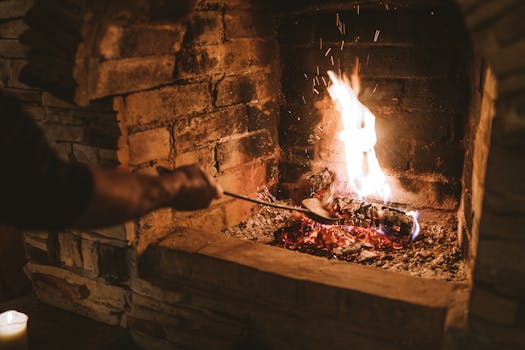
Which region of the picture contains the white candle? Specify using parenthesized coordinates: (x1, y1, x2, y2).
(0, 310, 28, 350)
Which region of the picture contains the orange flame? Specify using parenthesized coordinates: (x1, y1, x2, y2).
(326, 62, 391, 203)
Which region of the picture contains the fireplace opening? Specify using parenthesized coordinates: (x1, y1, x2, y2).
(224, 1, 480, 282)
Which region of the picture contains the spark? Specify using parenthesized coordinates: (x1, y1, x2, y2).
(372, 84, 378, 93)
(316, 65, 320, 76)
(357, 5, 360, 15)
(374, 30, 381, 42)
(330, 55, 334, 66)
(313, 88, 320, 95)
(304, 73, 308, 79)
(301, 95, 306, 104)
(325, 47, 332, 56)
(315, 76, 320, 85)
(320, 37, 323, 50)
(313, 78, 317, 86)
(340, 40, 345, 50)
(322, 76, 327, 86)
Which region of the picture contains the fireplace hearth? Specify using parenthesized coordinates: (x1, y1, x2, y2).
(1, 0, 524, 349)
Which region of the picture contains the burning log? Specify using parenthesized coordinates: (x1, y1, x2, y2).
(328, 197, 416, 239)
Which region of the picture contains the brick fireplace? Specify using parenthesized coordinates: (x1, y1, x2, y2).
(1, 0, 524, 349)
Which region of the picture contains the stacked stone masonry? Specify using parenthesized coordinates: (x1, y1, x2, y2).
(1, 0, 280, 333)
(0, 0, 524, 349)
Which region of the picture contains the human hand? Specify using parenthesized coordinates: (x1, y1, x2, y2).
(159, 164, 222, 211)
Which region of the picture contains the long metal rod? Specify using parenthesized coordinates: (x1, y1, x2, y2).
(223, 191, 310, 213)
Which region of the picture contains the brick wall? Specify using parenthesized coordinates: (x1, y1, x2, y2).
(455, 0, 525, 348)
(276, 1, 471, 209)
(1, 0, 280, 328)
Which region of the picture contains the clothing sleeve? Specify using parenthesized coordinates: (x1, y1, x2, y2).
(0, 92, 94, 230)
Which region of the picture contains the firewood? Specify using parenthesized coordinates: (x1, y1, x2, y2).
(328, 197, 416, 238)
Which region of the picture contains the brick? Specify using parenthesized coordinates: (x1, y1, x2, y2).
(176, 39, 277, 79)
(359, 79, 403, 108)
(7, 59, 32, 89)
(128, 127, 171, 165)
(91, 55, 175, 100)
(224, 9, 273, 39)
(247, 100, 279, 132)
(174, 105, 247, 153)
(488, 39, 525, 76)
(465, 0, 520, 30)
(182, 206, 226, 234)
(216, 160, 270, 196)
(0, 58, 8, 86)
(174, 145, 217, 176)
(277, 14, 313, 45)
(412, 142, 464, 177)
(124, 82, 212, 126)
(375, 111, 452, 144)
(49, 142, 72, 160)
(20, 103, 45, 121)
(490, 3, 525, 46)
(375, 138, 410, 172)
(72, 144, 99, 164)
(137, 208, 176, 255)
(43, 124, 84, 143)
(0, 19, 28, 39)
(97, 244, 129, 284)
(401, 79, 469, 113)
(99, 148, 119, 166)
(312, 7, 467, 46)
(470, 287, 519, 325)
(99, 23, 186, 59)
(335, 46, 457, 79)
(1, 87, 42, 102)
(0, 0, 33, 19)
(215, 72, 277, 107)
(87, 223, 134, 245)
(186, 11, 223, 45)
(80, 239, 99, 277)
(474, 239, 525, 299)
(58, 232, 83, 269)
(223, 199, 256, 228)
(26, 262, 128, 326)
(216, 130, 274, 171)
(0, 39, 27, 58)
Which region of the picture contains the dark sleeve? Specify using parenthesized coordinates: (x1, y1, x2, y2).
(0, 92, 94, 230)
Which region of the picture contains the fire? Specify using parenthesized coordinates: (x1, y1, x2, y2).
(326, 63, 391, 203)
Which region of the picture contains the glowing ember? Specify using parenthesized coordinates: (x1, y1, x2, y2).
(326, 64, 391, 203)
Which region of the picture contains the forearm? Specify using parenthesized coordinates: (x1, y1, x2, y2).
(73, 167, 176, 229)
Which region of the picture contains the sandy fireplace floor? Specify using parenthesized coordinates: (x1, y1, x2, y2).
(224, 203, 467, 282)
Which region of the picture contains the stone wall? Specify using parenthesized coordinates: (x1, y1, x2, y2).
(132, 227, 458, 350)
(456, 0, 525, 348)
(1, 0, 280, 328)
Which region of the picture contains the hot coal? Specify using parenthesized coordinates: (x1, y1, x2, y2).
(223, 202, 466, 282)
